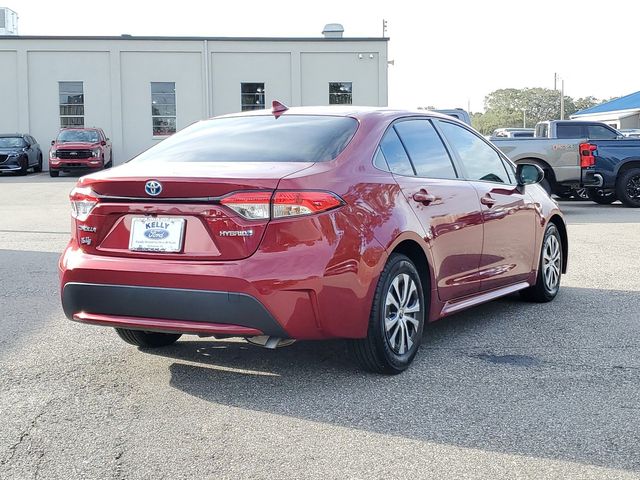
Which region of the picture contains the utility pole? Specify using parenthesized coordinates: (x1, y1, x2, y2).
(554, 72, 557, 91)
(523, 109, 526, 128)
(382, 19, 388, 38)
(560, 79, 565, 120)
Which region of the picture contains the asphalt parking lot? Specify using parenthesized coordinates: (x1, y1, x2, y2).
(1, 173, 639, 480)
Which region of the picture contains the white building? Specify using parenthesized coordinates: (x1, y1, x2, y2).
(0, 32, 388, 169)
(0, 7, 18, 36)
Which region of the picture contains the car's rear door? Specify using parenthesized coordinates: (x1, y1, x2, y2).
(435, 120, 536, 291)
(378, 118, 484, 302)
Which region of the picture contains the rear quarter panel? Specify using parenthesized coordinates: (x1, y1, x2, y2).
(592, 139, 640, 188)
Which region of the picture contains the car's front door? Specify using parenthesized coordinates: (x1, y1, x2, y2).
(436, 120, 536, 291)
(378, 118, 484, 302)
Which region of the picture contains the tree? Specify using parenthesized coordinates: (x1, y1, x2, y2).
(470, 87, 604, 134)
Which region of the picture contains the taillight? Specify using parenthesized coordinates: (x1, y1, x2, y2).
(579, 143, 596, 168)
(272, 191, 343, 218)
(220, 190, 344, 220)
(220, 191, 272, 220)
(70, 186, 99, 221)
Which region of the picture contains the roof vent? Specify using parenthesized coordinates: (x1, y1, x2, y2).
(322, 23, 344, 38)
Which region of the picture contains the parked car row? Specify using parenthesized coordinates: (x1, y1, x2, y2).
(0, 127, 112, 177)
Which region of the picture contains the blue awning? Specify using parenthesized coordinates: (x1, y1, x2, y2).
(573, 91, 640, 116)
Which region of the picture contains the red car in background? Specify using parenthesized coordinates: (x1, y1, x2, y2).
(49, 127, 112, 177)
(59, 105, 567, 374)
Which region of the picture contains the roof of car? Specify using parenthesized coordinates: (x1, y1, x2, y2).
(216, 105, 458, 122)
(0, 133, 26, 138)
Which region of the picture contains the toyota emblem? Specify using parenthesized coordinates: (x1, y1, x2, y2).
(144, 180, 162, 196)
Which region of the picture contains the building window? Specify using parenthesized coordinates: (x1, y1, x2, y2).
(151, 82, 176, 136)
(329, 82, 352, 105)
(59, 81, 84, 128)
(241, 83, 265, 111)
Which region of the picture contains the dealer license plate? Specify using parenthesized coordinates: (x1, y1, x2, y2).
(129, 217, 185, 253)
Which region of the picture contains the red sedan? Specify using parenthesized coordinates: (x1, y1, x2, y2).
(59, 105, 567, 374)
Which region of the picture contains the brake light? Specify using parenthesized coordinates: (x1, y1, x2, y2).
(579, 143, 596, 168)
(220, 190, 344, 220)
(220, 191, 272, 220)
(69, 186, 99, 221)
(273, 191, 343, 218)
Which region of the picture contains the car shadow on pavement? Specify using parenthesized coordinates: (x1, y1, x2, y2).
(149, 286, 640, 473)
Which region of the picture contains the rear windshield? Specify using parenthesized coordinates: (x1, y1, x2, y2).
(132, 115, 359, 163)
(0, 137, 26, 148)
(57, 130, 100, 143)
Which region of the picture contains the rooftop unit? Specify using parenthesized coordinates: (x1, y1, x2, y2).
(0, 7, 18, 36)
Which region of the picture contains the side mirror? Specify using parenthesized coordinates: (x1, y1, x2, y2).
(51, 140, 55, 146)
(516, 163, 544, 187)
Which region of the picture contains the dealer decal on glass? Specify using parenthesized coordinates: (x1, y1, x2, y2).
(129, 217, 185, 253)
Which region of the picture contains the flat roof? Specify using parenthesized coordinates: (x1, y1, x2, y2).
(0, 35, 389, 42)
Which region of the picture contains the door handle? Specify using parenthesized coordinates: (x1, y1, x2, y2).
(480, 194, 496, 207)
(412, 189, 437, 205)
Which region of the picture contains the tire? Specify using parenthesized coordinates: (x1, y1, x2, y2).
(115, 328, 181, 348)
(348, 253, 426, 374)
(34, 155, 43, 173)
(18, 158, 29, 176)
(49, 169, 59, 178)
(616, 167, 640, 208)
(520, 223, 562, 303)
(586, 188, 617, 205)
(106, 153, 113, 168)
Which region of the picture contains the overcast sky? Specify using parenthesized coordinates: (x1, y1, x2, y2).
(9, 0, 640, 112)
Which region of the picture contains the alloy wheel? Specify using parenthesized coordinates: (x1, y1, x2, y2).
(542, 235, 561, 292)
(384, 273, 421, 355)
(625, 174, 640, 199)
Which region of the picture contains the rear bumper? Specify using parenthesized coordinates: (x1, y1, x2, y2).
(63, 282, 287, 337)
(581, 169, 604, 187)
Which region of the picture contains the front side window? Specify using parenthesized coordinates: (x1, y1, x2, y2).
(241, 83, 265, 111)
(59, 81, 84, 128)
(587, 125, 618, 139)
(438, 121, 511, 184)
(133, 115, 358, 164)
(329, 82, 352, 105)
(394, 120, 457, 179)
(151, 82, 176, 136)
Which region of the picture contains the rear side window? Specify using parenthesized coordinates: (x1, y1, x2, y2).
(437, 121, 511, 184)
(536, 123, 549, 137)
(394, 120, 457, 179)
(133, 115, 358, 163)
(556, 124, 585, 138)
(587, 125, 618, 139)
(378, 128, 414, 176)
